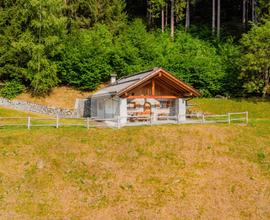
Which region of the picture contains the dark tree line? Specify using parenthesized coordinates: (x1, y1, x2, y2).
(0, 0, 269, 98)
(131, 0, 269, 38)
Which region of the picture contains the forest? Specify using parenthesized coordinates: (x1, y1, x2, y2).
(0, 0, 269, 98)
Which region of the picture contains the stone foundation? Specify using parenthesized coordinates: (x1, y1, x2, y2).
(0, 97, 76, 118)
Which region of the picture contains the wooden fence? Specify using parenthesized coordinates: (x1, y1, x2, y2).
(123, 111, 248, 127)
(0, 116, 110, 129)
(0, 112, 248, 129)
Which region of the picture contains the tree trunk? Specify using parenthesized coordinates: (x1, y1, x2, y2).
(165, 3, 168, 26)
(246, 0, 249, 23)
(253, 0, 258, 22)
(262, 69, 270, 98)
(251, 0, 258, 22)
(171, 0, 174, 38)
(243, 0, 246, 29)
(212, 0, 216, 35)
(161, 8, 165, 32)
(147, 1, 152, 27)
(252, 0, 255, 22)
(185, 0, 190, 32)
(217, 0, 220, 39)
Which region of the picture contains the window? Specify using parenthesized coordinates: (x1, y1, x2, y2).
(128, 101, 140, 110)
(128, 102, 136, 109)
(159, 100, 175, 108)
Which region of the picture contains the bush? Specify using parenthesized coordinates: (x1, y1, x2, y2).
(58, 19, 242, 96)
(151, 30, 226, 96)
(0, 81, 25, 99)
(217, 39, 242, 97)
(59, 25, 113, 91)
(240, 19, 270, 97)
(111, 20, 227, 96)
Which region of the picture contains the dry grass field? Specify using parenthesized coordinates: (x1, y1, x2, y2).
(15, 86, 99, 109)
(0, 98, 270, 219)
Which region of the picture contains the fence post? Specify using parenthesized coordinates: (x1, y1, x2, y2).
(56, 115, 59, 128)
(27, 116, 31, 129)
(86, 117, 90, 129)
(177, 114, 180, 124)
(228, 113, 231, 124)
(202, 113, 205, 124)
(117, 115, 120, 129)
(246, 111, 248, 125)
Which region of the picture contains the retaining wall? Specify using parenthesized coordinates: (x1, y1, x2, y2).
(0, 97, 77, 118)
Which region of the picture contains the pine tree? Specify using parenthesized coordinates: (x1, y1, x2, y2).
(0, 0, 66, 95)
(65, 0, 126, 30)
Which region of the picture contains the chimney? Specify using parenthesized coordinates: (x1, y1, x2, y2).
(110, 73, 117, 85)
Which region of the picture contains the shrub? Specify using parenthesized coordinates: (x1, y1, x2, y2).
(0, 81, 25, 99)
(59, 25, 113, 91)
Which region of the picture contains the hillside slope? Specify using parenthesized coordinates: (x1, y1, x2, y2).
(15, 86, 93, 109)
(0, 99, 270, 219)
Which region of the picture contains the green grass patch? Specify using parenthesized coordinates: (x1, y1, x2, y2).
(191, 98, 270, 119)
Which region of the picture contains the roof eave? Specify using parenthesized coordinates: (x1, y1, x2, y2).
(90, 91, 117, 98)
(117, 68, 161, 96)
(117, 67, 201, 97)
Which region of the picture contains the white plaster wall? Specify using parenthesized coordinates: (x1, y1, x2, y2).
(93, 96, 119, 119)
(119, 98, 127, 124)
(176, 98, 186, 121)
(104, 99, 118, 119)
(96, 98, 105, 119)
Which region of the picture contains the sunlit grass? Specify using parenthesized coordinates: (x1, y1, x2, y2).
(191, 98, 270, 120)
(0, 99, 270, 218)
(0, 106, 46, 117)
(0, 107, 102, 128)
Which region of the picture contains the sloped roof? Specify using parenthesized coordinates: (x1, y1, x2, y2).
(91, 67, 200, 98)
(91, 68, 157, 97)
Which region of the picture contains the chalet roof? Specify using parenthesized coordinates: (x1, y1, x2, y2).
(91, 68, 157, 97)
(90, 67, 200, 98)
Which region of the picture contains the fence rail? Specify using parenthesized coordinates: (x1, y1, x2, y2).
(0, 112, 248, 129)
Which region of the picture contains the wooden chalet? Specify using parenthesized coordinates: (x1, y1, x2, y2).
(90, 67, 200, 125)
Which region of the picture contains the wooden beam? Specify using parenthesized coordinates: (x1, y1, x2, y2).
(127, 95, 178, 99)
(127, 81, 151, 95)
(160, 70, 200, 96)
(151, 79, 155, 95)
(160, 71, 190, 91)
(118, 68, 200, 97)
(156, 77, 187, 94)
(155, 79, 181, 96)
(183, 92, 193, 97)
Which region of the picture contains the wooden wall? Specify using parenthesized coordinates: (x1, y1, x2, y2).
(128, 78, 181, 97)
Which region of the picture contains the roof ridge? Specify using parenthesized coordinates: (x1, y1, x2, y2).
(117, 67, 159, 81)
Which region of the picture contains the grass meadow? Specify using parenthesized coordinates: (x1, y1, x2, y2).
(0, 98, 270, 219)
